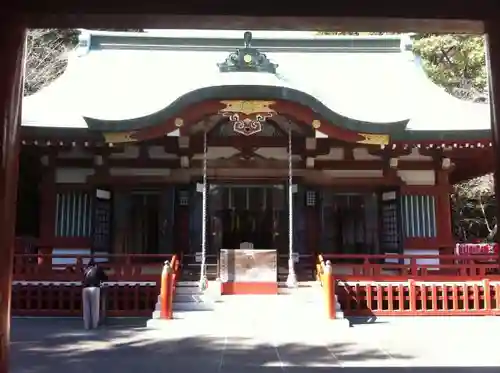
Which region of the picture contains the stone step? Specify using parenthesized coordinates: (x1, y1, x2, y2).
(177, 281, 202, 287)
(149, 281, 345, 323)
(148, 295, 346, 328)
(175, 286, 202, 295)
(173, 301, 215, 312)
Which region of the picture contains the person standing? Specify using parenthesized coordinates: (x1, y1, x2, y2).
(82, 260, 108, 330)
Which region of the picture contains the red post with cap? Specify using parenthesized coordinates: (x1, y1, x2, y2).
(160, 261, 173, 319)
(323, 260, 336, 319)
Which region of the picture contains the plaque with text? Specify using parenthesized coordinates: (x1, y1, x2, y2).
(219, 249, 277, 283)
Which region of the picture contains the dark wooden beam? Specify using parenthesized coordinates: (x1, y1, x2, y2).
(368, 146, 413, 158)
(55, 158, 181, 169)
(0, 16, 24, 373)
(54, 157, 439, 171)
(20, 12, 484, 33)
(314, 160, 436, 170)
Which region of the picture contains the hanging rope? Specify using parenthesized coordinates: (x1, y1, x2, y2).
(199, 130, 208, 291)
(286, 126, 297, 288)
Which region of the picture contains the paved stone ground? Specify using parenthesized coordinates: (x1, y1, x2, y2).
(10, 315, 500, 373)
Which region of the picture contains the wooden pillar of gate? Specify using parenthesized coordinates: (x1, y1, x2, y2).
(435, 170, 454, 260)
(0, 15, 25, 373)
(486, 22, 500, 256)
(38, 154, 56, 267)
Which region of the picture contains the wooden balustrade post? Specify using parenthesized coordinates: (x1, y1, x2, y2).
(410, 258, 417, 276)
(363, 258, 370, 276)
(484, 279, 492, 312)
(160, 261, 173, 319)
(323, 260, 336, 319)
(76, 257, 84, 274)
(408, 279, 417, 313)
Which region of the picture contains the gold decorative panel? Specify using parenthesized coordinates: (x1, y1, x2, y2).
(103, 131, 136, 144)
(219, 100, 276, 136)
(357, 133, 390, 145)
(219, 100, 275, 115)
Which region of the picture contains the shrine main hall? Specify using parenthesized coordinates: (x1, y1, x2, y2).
(15, 29, 492, 296)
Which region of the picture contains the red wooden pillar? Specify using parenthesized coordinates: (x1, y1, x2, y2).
(486, 23, 500, 253)
(306, 190, 319, 256)
(435, 170, 454, 256)
(0, 16, 25, 373)
(38, 155, 56, 267)
(174, 189, 190, 254)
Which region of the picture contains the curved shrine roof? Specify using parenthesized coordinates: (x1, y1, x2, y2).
(22, 29, 491, 142)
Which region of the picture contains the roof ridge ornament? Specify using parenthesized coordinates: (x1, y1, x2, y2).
(218, 31, 278, 74)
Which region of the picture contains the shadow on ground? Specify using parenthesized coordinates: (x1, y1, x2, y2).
(9, 318, 499, 373)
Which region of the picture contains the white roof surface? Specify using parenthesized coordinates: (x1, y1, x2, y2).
(22, 30, 490, 134)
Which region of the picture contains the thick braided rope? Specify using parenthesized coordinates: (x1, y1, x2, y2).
(199, 130, 208, 289)
(288, 127, 294, 266)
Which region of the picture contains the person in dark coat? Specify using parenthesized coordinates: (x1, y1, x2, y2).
(82, 259, 108, 329)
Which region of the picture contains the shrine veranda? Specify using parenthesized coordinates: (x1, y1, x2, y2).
(13, 30, 500, 317)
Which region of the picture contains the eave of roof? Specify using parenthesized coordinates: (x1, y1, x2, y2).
(83, 29, 405, 53)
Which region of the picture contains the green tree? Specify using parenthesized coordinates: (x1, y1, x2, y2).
(318, 32, 488, 101)
(24, 28, 143, 96)
(412, 34, 487, 101)
(24, 29, 79, 96)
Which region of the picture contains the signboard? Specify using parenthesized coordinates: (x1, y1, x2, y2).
(195, 252, 202, 263)
(219, 249, 277, 283)
(455, 243, 499, 256)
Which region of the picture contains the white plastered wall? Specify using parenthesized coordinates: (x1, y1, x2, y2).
(398, 170, 435, 185)
(401, 168, 439, 266)
(55, 168, 95, 183)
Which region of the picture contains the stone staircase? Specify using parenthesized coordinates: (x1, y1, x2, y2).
(277, 281, 345, 320)
(149, 280, 221, 321)
(147, 280, 348, 328)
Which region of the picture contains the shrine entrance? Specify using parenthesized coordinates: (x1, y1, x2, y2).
(129, 191, 161, 255)
(208, 184, 287, 254)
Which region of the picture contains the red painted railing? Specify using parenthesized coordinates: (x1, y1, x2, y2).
(337, 280, 500, 316)
(13, 253, 175, 282)
(11, 253, 182, 317)
(11, 283, 158, 317)
(320, 253, 500, 281)
(317, 253, 500, 317)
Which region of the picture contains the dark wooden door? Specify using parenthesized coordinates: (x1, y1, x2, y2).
(208, 184, 224, 253)
(92, 188, 112, 254)
(378, 188, 404, 259)
(129, 193, 160, 255)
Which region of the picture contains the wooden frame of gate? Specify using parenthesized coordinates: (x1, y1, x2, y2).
(2, 5, 500, 373)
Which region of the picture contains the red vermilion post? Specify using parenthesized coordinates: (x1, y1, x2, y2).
(38, 154, 56, 269)
(160, 261, 173, 319)
(435, 170, 454, 261)
(486, 22, 500, 254)
(167, 256, 179, 319)
(0, 16, 25, 373)
(323, 260, 336, 319)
